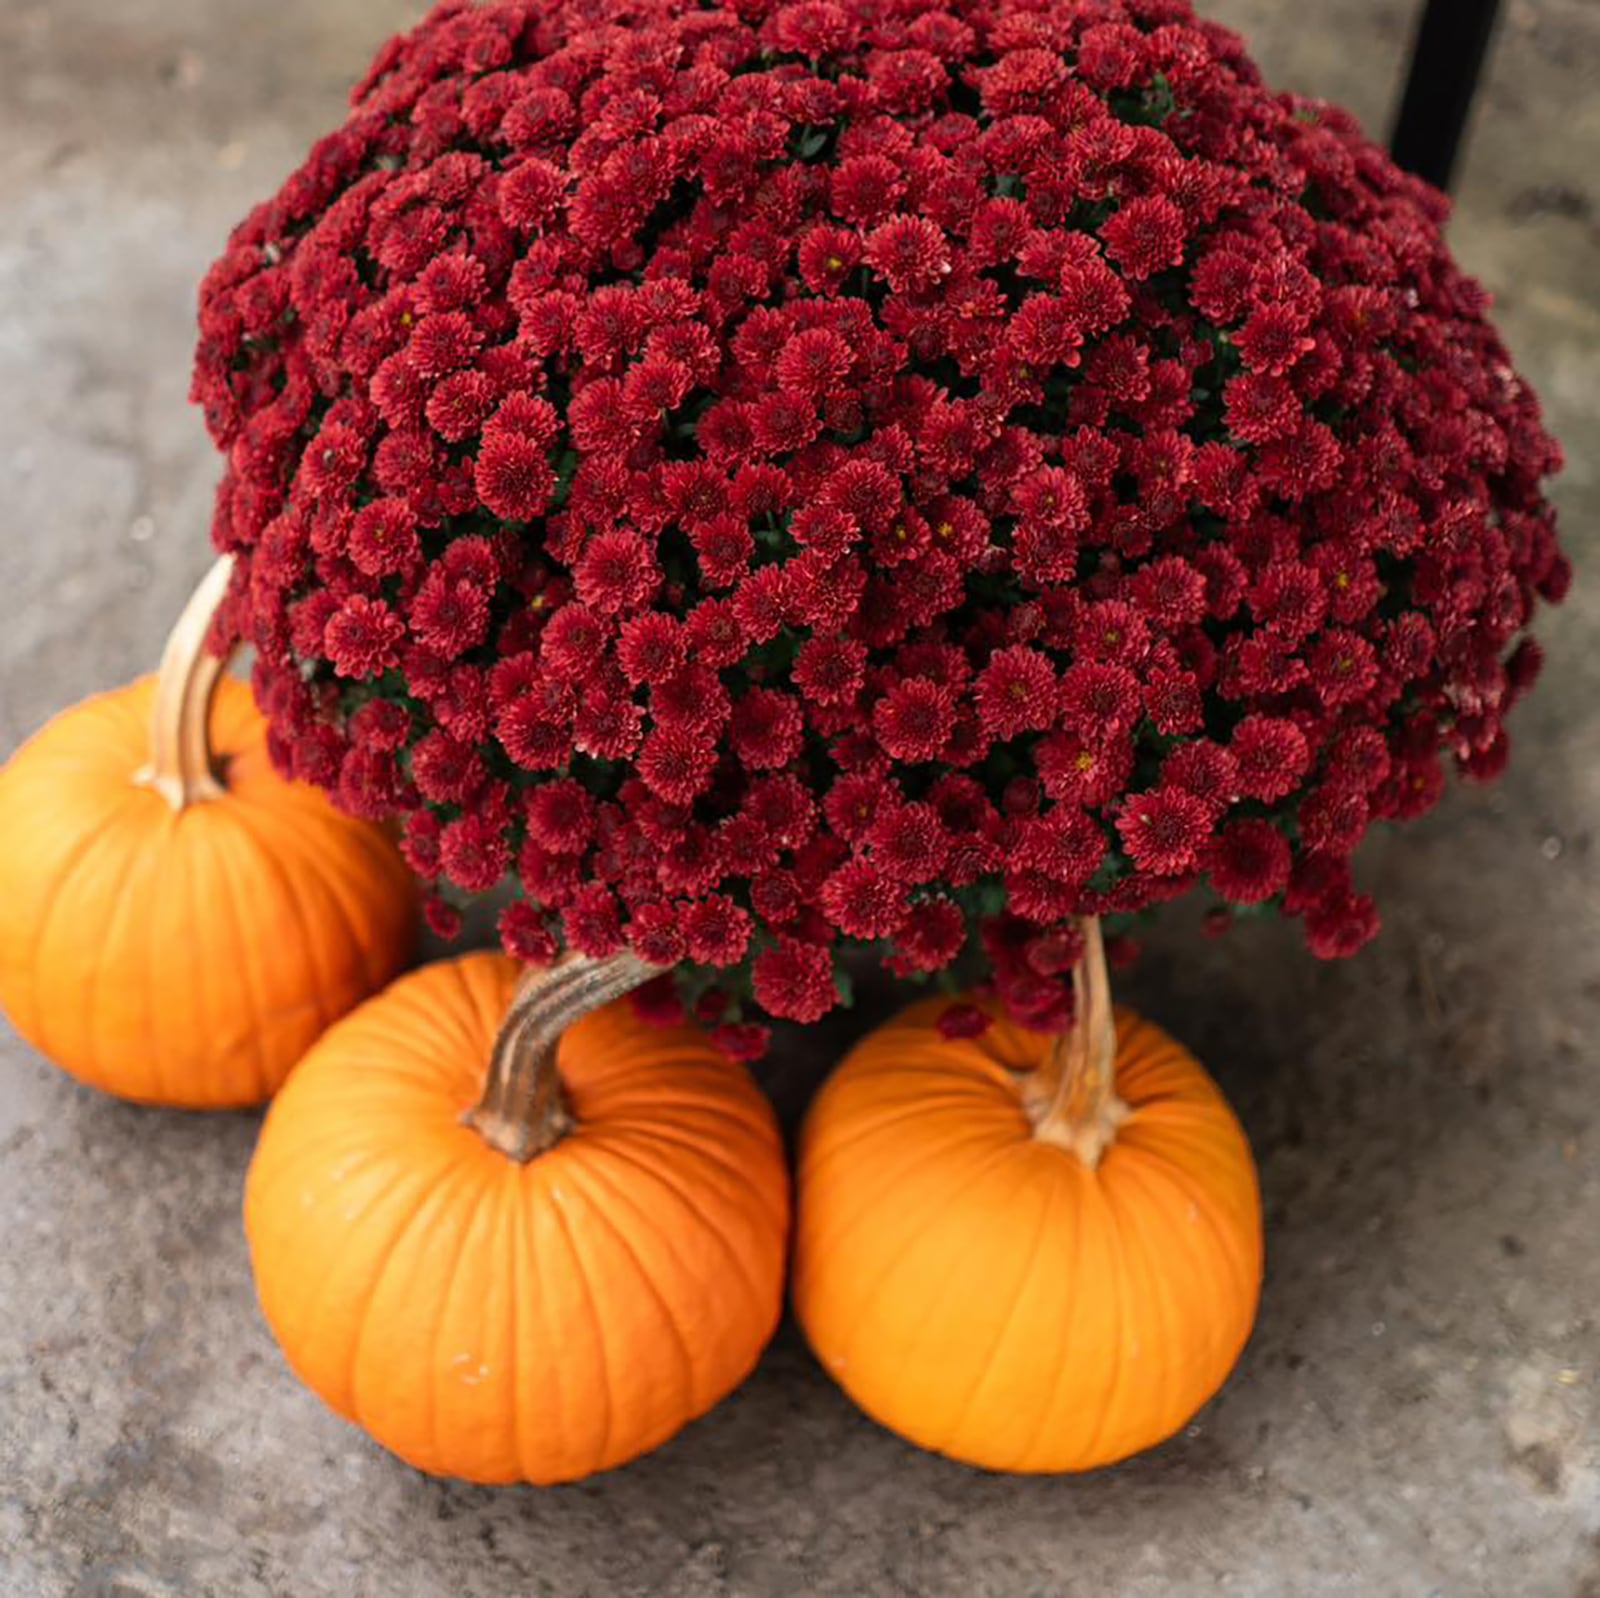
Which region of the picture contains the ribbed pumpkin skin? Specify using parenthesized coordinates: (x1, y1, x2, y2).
(0, 676, 417, 1107)
(793, 995, 1262, 1473)
(244, 952, 791, 1485)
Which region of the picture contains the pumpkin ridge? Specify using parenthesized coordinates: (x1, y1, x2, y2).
(21, 786, 131, 1066)
(507, 1168, 543, 1481)
(800, 1124, 996, 1271)
(1074, 1173, 1134, 1468)
(544, 1174, 616, 1472)
(602, 1118, 783, 1219)
(845, 1053, 1023, 1098)
(517, 1165, 590, 1478)
(1129, 1144, 1247, 1446)
(217, 798, 336, 1051)
(244, 792, 400, 1008)
(140, 798, 175, 1102)
(1116, 1142, 1262, 1315)
(1104, 1137, 1250, 1267)
(1017, 1170, 1081, 1465)
(425, 1161, 497, 1472)
(460, 956, 518, 1069)
(1105, 1100, 1250, 1179)
(567, 1153, 719, 1417)
(801, 1112, 1015, 1247)
(835, 1140, 1026, 1379)
(570, 1072, 765, 1126)
(172, 812, 213, 1103)
(587, 1089, 777, 1143)
(803, 1086, 1022, 1165)
(201, 813, 278, 1100)
(586, 1133, 775, 1333)
(314, 1022, 469, 1103)
(484, 1182, 522, 1484)
(259, 1157, 437, 1417)
(79, 803, 155, 1090)
(933, 1160, 1057, 1460)
(345, 1151, 479, 1435)
(202, 821, 309, 1101)
(1098, 1155, 1194, 1457)
(293, 812, 415, 997)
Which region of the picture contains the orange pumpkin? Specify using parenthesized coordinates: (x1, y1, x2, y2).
(793, 919, 1262, 1473)
(244, 950, 790, 1484)
(0, 558, 416, 1107)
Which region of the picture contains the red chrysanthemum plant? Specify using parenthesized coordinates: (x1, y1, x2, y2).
(192, 0, 1566, 1059)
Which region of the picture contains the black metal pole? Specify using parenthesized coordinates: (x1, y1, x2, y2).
(1390, 0, 1503, 193)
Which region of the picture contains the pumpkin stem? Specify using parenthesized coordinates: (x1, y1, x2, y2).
(135, 556, 237, 810)
(1024, 917, 1129, 1170)
(465, 950, 665, 1162)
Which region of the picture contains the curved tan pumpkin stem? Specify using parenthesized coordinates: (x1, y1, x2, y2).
(135, 555, 236, 810)
(466, 950, 665, 1162)
(1024, 917, 1129, 1170)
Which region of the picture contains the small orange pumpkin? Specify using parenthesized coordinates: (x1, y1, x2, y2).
(0, 558, 416, 1107)
(244, 950, 790, 1485)
(793, 919, 1262, 1473)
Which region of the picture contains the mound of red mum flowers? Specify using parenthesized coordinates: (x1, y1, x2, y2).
(193, 0, 1567, 1044)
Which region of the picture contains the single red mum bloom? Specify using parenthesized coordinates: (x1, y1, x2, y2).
(524, 777, 595, 854)
(438, 813, 509, 894)
(820, 859, 907, 940)
(615, 612, 685, 685)
(752, 937, 838, 1024)
(1304, 890, 1381, 959)
(410, 569, 490, 660)
(426, 370, 498, 444)
(637, 726, 717, 805)
(1299, 783, 1370, 855)
(864, 215, 950, 294)
(730, 688, 805, 771)
(1235, 303, 1317, 375)
(869, 802, 949, 884)
(1161, 741, 1239, 813)
(1308, 628, 1379, 707)
(1224, 371, 1301, 445)
(496, 697, 572, 772)
(348, 498, 420, 577)
(563, 884, 624, 958)
(710, 1022, 771, 1062)
(974, 646, 1057, 741)
(499, 900, 559, 966)
(1208, 819, 1292, 904)
(1101, 195, 1188, 281)
(1059, 662, 1141, 736)
(794, 635, 867, 708)
(684, 896, 752, 966)
(1231, 715, 1311, 803)
(575, 530, 660, 617)
(407, 311, 481, 379)
(1017, 807, 1105, 886)
(887, 896, 966, 975)
(324, 594, 404, 679)
(776, 329, 854, 399)
(628, 902, 687, 966)
(474, 431, 553, 521)
(1117, 787, 1212, 876)
(411, 730, 485, 805)
(824, 771, 894, 843)
(936, 1003, 992, 1041)
(499, 157, 567, 231)
(873, 677, 956, 763)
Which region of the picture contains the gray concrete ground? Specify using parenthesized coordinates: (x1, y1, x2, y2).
(1, 2, 1596, 1594)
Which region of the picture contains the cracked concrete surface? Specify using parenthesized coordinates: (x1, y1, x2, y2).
(1, 2, 1597, 1594)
